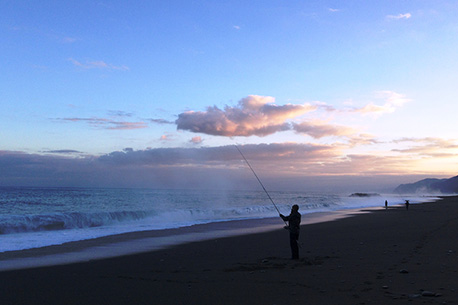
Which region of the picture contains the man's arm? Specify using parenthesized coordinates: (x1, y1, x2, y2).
(280, 214, 289, 221)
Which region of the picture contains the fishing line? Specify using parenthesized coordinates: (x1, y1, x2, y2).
(235, 145, 287, 225)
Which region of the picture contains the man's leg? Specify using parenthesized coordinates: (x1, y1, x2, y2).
(290, 233, 299, 259)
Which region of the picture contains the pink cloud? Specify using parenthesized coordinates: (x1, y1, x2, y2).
(392, 137, 458, 157)
(106, 122, 147, 130)
(292, 121, 355, 139)
(176, 95, 316, 137)
(352, 91, 411, 115)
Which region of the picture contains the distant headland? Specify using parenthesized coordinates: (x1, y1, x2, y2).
(394, 175, 458, 194)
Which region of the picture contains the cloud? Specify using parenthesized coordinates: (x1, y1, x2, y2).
(175, 92, 410, 140)
(1, 142, 456, 191)
(97, 143, 341, 171)
(190, 136, 203, 144)
(58, 117, 148, 130)
(328, 8, 340, 12)
(0, 151, 98, 187)
(352, 91, 411, 115)
(347, 134, 380, 147)
(42, 150, 84, 154)
(387, 13, 412, 20)
(68, 58, 129, 71)
(150, 118, 175, 125)
(108, 122, 147, 130)
(107, 110, 134, 117)
(176, 95, 316, 137)
(392, 137, 458, 157)
(233, 25, 241, 30)
(330, 154, 414, 175)
(160, 134, 174, 141)
(292, 121, 355, 139)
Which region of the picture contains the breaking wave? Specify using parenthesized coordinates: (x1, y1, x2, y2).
(0, 187, 441, 252)
(0, 210, 151, 234)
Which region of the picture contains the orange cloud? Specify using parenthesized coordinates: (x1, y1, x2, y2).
(190, 136, 203, 144)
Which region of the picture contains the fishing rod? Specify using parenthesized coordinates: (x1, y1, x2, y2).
(235, 145, 287, 225)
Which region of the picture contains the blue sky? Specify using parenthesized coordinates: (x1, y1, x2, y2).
(1, 1, 458, 191)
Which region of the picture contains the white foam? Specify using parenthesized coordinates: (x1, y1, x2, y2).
(0, 208, 371, 271)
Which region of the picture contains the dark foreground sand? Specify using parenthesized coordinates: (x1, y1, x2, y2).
(1, 197, 458, 305)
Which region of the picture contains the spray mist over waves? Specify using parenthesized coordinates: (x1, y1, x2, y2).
(0, 187, 439, 252)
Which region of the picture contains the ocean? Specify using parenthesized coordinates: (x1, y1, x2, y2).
(0, 186, 436, 255)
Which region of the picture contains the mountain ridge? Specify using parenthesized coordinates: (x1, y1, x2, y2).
(394, 175, 458, 194)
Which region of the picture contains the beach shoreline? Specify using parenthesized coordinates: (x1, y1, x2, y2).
(0, 206, 378, 271)
(2, 196, 457, 304)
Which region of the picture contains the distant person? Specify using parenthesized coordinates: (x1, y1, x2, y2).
(405, 200, 410, 210)
(280, 204, 301, 259)
(385, 200, 388, 210)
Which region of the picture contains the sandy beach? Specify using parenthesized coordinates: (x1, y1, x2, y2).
(1, 196, 458, 305)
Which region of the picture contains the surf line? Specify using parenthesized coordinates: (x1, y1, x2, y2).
(235, 145, 287, 226)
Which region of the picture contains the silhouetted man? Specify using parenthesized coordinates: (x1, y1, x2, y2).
(280, 204, 301, 259)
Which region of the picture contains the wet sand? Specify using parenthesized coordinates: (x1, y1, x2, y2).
(1, 196, 457, 304)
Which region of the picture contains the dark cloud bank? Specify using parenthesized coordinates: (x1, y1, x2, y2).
(0, 146, 418, 193)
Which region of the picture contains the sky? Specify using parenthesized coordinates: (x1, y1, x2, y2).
(1, 0, 458, 192)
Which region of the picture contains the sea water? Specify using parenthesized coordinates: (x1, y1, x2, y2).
(0, 187, 436, 253)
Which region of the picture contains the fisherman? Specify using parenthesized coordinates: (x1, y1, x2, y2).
(280, 204, 301, 259)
